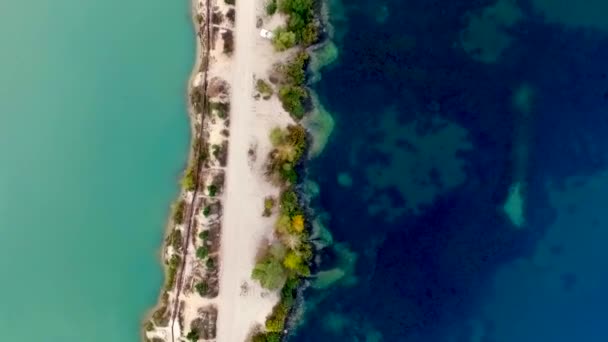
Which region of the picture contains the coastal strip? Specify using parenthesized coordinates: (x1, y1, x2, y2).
(144, 0, 321, 341)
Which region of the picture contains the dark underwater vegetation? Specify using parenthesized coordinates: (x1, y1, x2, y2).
(291, 0, 608, 341)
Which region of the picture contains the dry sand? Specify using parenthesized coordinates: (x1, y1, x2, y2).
(214, 1, 295, 340)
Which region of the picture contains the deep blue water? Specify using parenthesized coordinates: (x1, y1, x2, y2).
(292, 0, 608, 341)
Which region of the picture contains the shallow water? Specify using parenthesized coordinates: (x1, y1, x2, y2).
(293, 0, 608, 341)
(0, 0, 192, 340)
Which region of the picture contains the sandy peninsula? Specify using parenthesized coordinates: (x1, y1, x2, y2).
(143, 0, 304, 341)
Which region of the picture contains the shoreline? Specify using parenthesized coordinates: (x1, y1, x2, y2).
(141, 0, 211, 339)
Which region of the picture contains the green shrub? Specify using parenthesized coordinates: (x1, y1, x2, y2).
(210, 102, 229, 119)
(182, 166, 197, 191)
(277, 0, 317, 44)
(207, 184, 218, 197)
(166, 254, 181, 289)
(186, 329, 199, 341)
(266, 0, 278, 15)
(283, 250, 303, 271)
(252, 255, 287, 290)
(280, 163, 298, 184)
(256, 79, 274, 97)
(173, 200, 186, 224)
(280, 190, 300, 216)
(281, 276, 300, 304)
(224, 0, 235, 4)
(195, 281, 208, 296)
(301, 22, 319, 45)
(199, 230, 209, 240)
(206, 257, 215, 269)
(144, 320, 154, 331)
(263, 196, 276, 217)
(283, 52, 309, 85)
(212, 144, 220, 159)
(167, 229, 183, 252)
(298, 241, 314, 262)
(265, 301, 289, 332)
(251, 332, 281, 342)
(196, 246, 209, 259)
(269, 127, 285, 146)
(278, 85, 307, 119)
(203, 206, 211, 217)
(272, 27, 297, 51)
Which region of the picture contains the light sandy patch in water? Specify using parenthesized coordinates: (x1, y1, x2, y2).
(459, 0, 523, 63)
(532, 0, 608, 31)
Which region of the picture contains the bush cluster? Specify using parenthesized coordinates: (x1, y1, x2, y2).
(266, 0, 278, 15)
(173, 200, 186, 224)
(165, 254, 181, 290)
(256, 79, 274, 98)
(273, 0, 318, 47)
(196, 246, 209, 260)
(195, 281, 208, 296)
(277, 53, 309, 120)
(251, 332, 281, 342)
(182, 166, 197, 191)
(263, 196, 276, 217)
(251, 125, 313, 338)
(186, 329, 199, 342)
(267, 125, 308, 185)
(166, 229, 183, 252)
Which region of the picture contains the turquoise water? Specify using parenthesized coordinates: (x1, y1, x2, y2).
(0, 0, 192, 340)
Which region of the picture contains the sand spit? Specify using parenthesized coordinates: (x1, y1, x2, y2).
(144, 0, 299, 341)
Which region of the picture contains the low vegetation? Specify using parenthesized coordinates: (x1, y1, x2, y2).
(272, 27, 297, 51)
(186, 330, 199, 342)
(166, 229, 183, 252)
(274, 0, 318, 47)
(208, 184, 218, 197)
(166, 254, 182, 290)
(210, 102, 230, 119)
(256, 79, 274, 99)
(266, 125, 308, 185)
(195, 281, 209, 296)
(252, 125, 312, 339)
(251, 332, 281, 342)
(277, 53, 309, 120)
(226, 9, 235, 24)
(263, 196, 276, 216)
(266, 0, 278, 15)
(173, 199, 187, 224)
(182, 166, 197, 191)
(196, 246, 209, 260)
(222, 31, 234, 55)
(211, 11, 223, 25)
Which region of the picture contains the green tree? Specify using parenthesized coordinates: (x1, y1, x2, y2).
(182, 166, 196, 190)
(195, 281, 208, 296)
(278, 85, 307, 119)
(172, 200, 186, 224)
(272, 28, 297, 51)
(196, 246, 209, 259)
(283, 250, 303, 271)
(266, 0, 278, 15)
(186, 329, 199, 341)
(252, 256, 287, 290)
